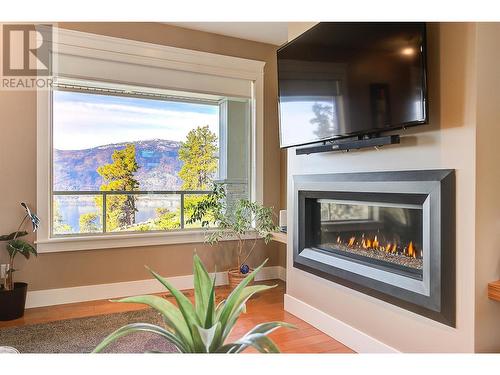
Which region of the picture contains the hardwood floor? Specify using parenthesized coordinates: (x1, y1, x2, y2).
(0, 280, 354, 354)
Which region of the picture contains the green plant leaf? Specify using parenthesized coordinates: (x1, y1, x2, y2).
(195, 321, 220, 353)
(7, 239, 37, 259)
(189, 321, 206, 353)
(234, 333, 281, 353)
(217, 258, 268, 324)
(222, 321, 296, 353)
(114, 294, 194, 351)
(193, 253, 214, 325)
(221, 284, 276, 341)
(215, 298, 226, 314)
(92, 323, 187, 353)
(146, 267, 201, 335)
(0, 231, 28, 241)
(244, 321, 297, 336)
(208, 320, 223, 352)
(217, 333, 281, 353)
(220, 304, 246, 346)
(204, 272, 216, 328)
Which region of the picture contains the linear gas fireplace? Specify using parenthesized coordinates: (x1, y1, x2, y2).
(293, 170, 455, 326)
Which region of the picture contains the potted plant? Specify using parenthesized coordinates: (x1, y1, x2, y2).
(94, 255, 295, 353)
(0, 202, 40, 321)
(186, 184, 279, 288)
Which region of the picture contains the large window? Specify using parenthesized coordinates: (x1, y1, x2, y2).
(51, 80, 250, 237)
(37, 28, 264, 252)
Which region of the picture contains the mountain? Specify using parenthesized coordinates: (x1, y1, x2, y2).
(53, 139, 183, 191)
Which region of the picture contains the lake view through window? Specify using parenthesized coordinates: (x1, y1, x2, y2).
(51, 85, 249, 236)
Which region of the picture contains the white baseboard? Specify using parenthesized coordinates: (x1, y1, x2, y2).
(284, 294, 399, 353)
(26, 266, 285, 309)
(257, 265, 286, 281)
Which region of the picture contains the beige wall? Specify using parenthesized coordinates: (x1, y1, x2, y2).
(474, 23, 500, 353)
(0, 22, 285, 291)
(286, 23, 478, 352)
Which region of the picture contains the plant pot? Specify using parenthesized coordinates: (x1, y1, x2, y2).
(227, 268, 254, 289)
(0, 282, 28, 321)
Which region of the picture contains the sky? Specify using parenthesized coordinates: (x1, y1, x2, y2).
(279, 100, 335, 146)
(53, 90, 219, 150)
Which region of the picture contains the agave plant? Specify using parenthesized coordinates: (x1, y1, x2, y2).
(94, 255, 295, 353)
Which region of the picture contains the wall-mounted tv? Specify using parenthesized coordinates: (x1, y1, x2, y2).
(278, 22, 428, 149)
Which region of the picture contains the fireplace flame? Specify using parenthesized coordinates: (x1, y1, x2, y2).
(361, 238, 370, 249)
(391, 243, 397, 254)
(336, 235, 419, 259)
(348, 237, 356, 247)
(407, 241, 416, 258)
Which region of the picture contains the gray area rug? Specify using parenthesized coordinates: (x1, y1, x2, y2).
(0, 309, 178, 353)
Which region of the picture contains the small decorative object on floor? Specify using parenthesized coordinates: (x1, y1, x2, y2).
(0, 202, 40, 321)
(94, 254, 295, 353)
(240, 264, 250, 274)
(187, 183, 280, 288)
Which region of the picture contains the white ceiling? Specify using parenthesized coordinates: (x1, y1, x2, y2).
(167, 22, 289, 46)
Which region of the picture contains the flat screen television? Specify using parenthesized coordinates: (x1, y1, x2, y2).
(277, 22, 428, 148)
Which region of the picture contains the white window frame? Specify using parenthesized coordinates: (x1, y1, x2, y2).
(37, 27, 265, 253)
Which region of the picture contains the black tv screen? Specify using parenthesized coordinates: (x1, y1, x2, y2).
(277, 22, 428, 148)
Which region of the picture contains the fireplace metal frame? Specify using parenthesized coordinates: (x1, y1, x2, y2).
(293, 169, 455, 326)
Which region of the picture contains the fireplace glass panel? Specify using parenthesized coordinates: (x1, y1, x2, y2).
(313, 198, 424, 278)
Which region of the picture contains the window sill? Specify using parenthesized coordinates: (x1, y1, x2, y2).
(36, 229, 210, 253)
(36, 229, 262, 253)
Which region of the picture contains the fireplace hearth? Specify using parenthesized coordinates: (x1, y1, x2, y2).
(293, 170, 455, 326)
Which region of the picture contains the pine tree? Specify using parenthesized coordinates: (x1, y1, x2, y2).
(178, 125, 218, 190)
(96, 144, 140, 231)
(178, 125, 218, 228)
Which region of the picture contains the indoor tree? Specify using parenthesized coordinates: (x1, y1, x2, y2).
(187, 183, 279, 280)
